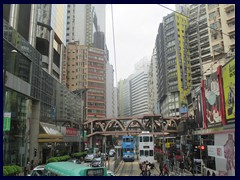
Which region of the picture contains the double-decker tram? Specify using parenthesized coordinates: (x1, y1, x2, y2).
(122, 135, 135, 162)
(138, 131, 154, 167)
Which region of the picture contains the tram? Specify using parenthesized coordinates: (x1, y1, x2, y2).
(122, 135, 135, 162)
(138, 131, 154, 167)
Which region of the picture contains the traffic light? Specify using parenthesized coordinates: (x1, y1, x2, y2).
(34, 148, 37, 157)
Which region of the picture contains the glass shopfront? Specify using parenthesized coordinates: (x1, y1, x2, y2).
(3, 88, 32, 166)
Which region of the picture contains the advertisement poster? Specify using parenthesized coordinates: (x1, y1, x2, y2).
(222, 59, 235, 120)
(204, 72, 222, 127)
(215, 133, 235, 176)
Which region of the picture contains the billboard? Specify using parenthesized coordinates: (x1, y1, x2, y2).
(222, 59, 235, 120)
(203, 72, 223, 127)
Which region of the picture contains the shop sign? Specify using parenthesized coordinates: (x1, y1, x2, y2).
(66, 127, 77, 136)
(4, 112, 11, 131)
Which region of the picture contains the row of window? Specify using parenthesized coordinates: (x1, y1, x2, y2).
(139, 136, 153, 142)
(139, 150, 153, 156)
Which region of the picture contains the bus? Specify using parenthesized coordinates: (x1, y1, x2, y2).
(122, 135, 134, 162)
(138, 131, 154, 167)
(44, 162, 108, 176)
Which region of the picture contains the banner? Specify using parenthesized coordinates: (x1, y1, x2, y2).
(222, 59, 235, 120)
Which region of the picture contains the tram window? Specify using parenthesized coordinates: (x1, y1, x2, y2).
(145, 150, 149, 156)
(140, 137, 142, 142)
(140, 150, 144, 156)
(143, 136, 149, 142)
(150, 150, 153, 156)
(150, 136, 153, 142)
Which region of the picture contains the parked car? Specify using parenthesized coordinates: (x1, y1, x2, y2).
(28, 165, 45, 176)
(108, 149, 115, 157)
(84, 154, 95, 162)
(107, 170, 116, 176)
(67, 158, 81, 164)
(91, 157, 104, 167)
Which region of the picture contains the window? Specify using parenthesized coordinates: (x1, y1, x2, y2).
(145, 150, 149, 156)
(143, 136, 149, 142)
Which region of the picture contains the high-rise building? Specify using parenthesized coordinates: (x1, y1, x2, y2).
(187, 4, 211, 89)
(65, 42, 106, 119)
(66, 4, 106, 48)
(106, 62, 114, 118)
(156, 12, 191, 117)
(36, 4, 67, 82)
(148, 48, 159, 114)
(156, 23, 167, 115)
(176, 4, 235, 92)
(118, 58, 150, 117)
(3, 4, 82, 167)
(118, 79, 131, 117)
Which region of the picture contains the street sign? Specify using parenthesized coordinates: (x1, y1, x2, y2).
(4, 112, 11, 131)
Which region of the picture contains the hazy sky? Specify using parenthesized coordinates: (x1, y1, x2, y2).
(106, 4, 176, 85)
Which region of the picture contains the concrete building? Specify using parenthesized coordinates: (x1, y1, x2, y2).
(130, 59, 150, 116)
(156, 12, 191, 117)
(118, 79, 131, 117)
(148, 48, 159, 114)
(65, 42, 106, 119)
(106, 62, 114, 118)
(118, 58, 150, 117)
(156, 23, 168, 115)
(176, 4, 235, 92)
(66, 4, 106, 48)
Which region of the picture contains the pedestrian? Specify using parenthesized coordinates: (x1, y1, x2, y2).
(106, 155, 110, 167)
(141, 161, 147, 176)
(163, 164, 169, 176)
(159, 162, 163, 176)
(139, 163, 143, 176)
(30, 160, 34, 170)
(147, 163, 151, 176)
(25, 161, 31, 175)
(179, 160, 184, 175)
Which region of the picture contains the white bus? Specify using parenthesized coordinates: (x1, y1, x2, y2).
(138, 131, 154, 167)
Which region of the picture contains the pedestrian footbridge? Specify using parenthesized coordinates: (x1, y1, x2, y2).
(83, 114, 183, 137)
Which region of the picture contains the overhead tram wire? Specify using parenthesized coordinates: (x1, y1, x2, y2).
(157, 4, 234, 39)
(111, 4, 118, 86)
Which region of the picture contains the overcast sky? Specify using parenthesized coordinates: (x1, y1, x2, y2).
(106, 4, 176, 85)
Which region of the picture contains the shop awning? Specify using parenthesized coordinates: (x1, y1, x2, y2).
(38, 122, 63, 142)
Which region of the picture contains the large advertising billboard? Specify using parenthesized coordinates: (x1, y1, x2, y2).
(222, 59, 235, 120)
(203, 71, 223, 128)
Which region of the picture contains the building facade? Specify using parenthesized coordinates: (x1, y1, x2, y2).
(65, 42, 106, 119)
(156, 12, 191, 117)
(3, 4, 83, 167)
